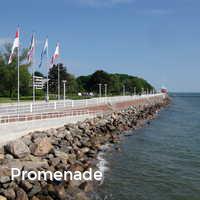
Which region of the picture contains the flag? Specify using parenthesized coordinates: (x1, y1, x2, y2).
(27, 34, 35, 63)
(39, 38, 48, 68)
(51, 43, 60, 66)
(8, 28, 20, 64)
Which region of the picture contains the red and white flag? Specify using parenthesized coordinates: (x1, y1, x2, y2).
(27, 34, 35, 63)
(51, 43, 60, 65)
(8, 28, 20, 64)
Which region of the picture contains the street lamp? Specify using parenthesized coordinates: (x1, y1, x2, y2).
(58, 64, 60, 100)
(63, 80, 67, 107)
(98, 83, 102, 97)
(123, 85, 126, 96)
(104, 84, 107, 97)
(134, 87, 136, 96)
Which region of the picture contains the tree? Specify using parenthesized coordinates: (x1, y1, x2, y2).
(34, 71, 45, 77)
(0, 44, 31, 98)
(88, 70, 112, 93)
(76, 75, 91, 92)
(48, 63, 78, 95)
(109, 74, 123, 95)
(76, 70, 154, 96)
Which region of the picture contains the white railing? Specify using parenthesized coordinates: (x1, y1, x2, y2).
(0, 94, 166, 118)
(0, 109, 102, 124)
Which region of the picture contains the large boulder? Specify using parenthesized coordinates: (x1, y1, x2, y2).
(0, 154, 4, 161)
(0, 166, 12, 177)
(48, 185, 66, 200)
(30, 138, 53, 157)
(5, 157, 49, 171)
(3, 188, 15, 200)
(20, 180, 33, 192)
(0, 147, 5, 161)
(0, 176, 10, 184)
(75, 192, 89, 200)
(28, 184, 41, 198)
(54, 150, 69, 162)
(6, 140, 30, 158)
(16, 188, 28, 200)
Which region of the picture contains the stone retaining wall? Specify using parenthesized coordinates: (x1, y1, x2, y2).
(0, 96, 170, 200)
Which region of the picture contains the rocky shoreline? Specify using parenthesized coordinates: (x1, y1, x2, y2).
(0, 96, 170, 200)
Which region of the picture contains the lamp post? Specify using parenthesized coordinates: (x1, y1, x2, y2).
(141, 87, 144, 95)
(98, 83, 102, 97)
(134, 87, 136, 96)
(123, 85, 126, 96)
(58, 64, 60, 100)
(63, 80, 67, 107)
(104, 84, 107, 97)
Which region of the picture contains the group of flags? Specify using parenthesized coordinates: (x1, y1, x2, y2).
(8, 28, 60, 68)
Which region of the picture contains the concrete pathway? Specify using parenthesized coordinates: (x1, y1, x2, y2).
(0, 114, 95, 145)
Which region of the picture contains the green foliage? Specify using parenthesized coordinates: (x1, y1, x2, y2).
(34, 71, 45, 77)
(77, 71, 154, 95)
(0, 44, 31, 97)
(48, 63, 78, 95)
(0, 43, 154, 100)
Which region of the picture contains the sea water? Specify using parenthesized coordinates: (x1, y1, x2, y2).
(97, 93, 200, 200)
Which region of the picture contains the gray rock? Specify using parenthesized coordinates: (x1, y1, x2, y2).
(28, 184, 41, 197)
(5, 154, 14, 160)
(6, 140, 30, 158)
(3, 188, 15, 200)
(0, 154, 4, 161)
(16, 188, 28, 200)
(30, 137, 53, 157)
(21, 135, 32, 146)
(20, 180, 33, 192)
(0, 176, 10, 184)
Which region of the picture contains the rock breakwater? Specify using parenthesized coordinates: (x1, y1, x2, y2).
(0, 97, 170, 200)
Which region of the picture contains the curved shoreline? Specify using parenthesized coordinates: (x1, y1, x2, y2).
(0, 96, 170, 200)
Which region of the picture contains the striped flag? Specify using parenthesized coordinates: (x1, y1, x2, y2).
(27, 34, 35, 63)
(39, 38, 48, 68)
(51, 43, 60, 66)
(8, 28, 20, 64)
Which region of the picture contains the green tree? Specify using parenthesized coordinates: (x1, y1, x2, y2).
(76, 70, 154, 96)
(88, 70, 112, 94)
(34, 71, 45, 77)
(0, 44, 31, 98)
(48, 63, 78, 95)
(76, 75, 91, 92)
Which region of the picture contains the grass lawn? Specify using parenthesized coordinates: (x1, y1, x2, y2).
(0, 98, 17, 103)
(0, 95, 96, 103)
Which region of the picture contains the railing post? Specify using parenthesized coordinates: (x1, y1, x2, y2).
(71, 100, 74, 108)
(85, 99, 88, 107)
(30, 103, 33, 113)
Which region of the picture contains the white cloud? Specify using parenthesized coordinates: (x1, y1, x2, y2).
(74, 0, 134, 7)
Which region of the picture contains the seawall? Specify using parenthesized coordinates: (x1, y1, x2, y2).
(0, 95, 170, 200)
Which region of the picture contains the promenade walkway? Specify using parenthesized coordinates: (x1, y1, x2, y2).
(0, 94, 166, 145)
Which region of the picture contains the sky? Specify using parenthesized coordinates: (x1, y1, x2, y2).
(0, 0, 200, 92)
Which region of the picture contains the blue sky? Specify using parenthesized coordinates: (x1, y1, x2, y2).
(0, 0, 200, 92)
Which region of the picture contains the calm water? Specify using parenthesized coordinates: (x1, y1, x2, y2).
(98, 94, 200, 200)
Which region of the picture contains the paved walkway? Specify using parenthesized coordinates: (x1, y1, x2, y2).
(0, 94, 166, 145)
(0, 113, 96, 146)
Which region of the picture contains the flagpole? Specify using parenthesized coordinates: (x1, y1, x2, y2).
(46, 38, 49, 101)
(32, 33, 35, 103)
(58, 63, 60, 100)
(17, 38, 20, 104)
